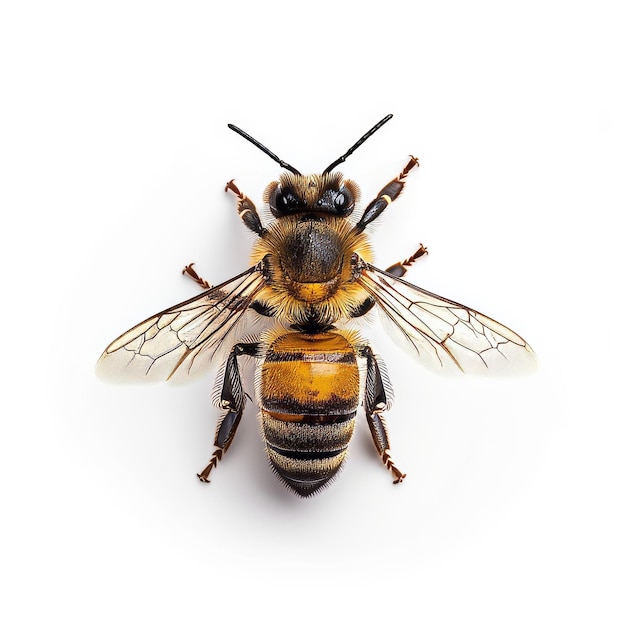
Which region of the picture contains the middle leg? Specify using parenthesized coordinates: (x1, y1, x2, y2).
(182, 263, 212, 290)
(350, 244, 428, 318)
(384, 243, 428, 278)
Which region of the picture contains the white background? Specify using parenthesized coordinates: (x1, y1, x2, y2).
(2, 1, 624, 624)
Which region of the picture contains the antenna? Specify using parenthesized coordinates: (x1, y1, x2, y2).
(323, 114, 393, 174)
(227, 123, 302, 175)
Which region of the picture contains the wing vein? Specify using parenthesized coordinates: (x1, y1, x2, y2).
(356, 263, 536, 375)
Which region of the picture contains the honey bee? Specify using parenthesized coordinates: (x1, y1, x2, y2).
(97, 114, 536, 497)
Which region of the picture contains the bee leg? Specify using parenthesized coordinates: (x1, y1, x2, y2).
(350, 245, 428, 318)
(384, 243, 428, 277)
(197, 408, 242, 483)
(198, 342, 261, 483)
(225, 179, 267, 236)
(182, 263, 212, 290)
(355, 155, 420, 231)
(359, 346, 406, 484)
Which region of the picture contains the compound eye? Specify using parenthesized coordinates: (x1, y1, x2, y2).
(282, 190, 300, 211)
(333, 187, 354, 215)
(269, 186, 301, 216)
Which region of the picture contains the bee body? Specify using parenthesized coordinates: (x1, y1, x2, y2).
(97, 115, 536, 497)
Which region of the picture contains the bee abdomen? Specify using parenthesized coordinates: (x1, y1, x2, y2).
(261, 416, 356, 497)
(260, 331, 360, 496)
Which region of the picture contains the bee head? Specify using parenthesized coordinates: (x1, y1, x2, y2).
(264, 173, 359, 218)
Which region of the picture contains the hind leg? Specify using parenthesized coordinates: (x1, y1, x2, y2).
(359, 345, 406, 484)
(197, 342, 261, 483)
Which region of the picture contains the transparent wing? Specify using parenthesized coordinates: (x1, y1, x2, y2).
(96, 263, 268, 383)
(358, 264, 536, 375)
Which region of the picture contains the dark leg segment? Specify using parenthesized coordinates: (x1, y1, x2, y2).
(355, 155, 419, 231)
(225, 179, 267, 236)
(359, 346, 406, 484)
(197, 342, 261, 482)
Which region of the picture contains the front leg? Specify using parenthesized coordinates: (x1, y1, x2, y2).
(355, 155, 419, 231)
(225, 179, 267, 236)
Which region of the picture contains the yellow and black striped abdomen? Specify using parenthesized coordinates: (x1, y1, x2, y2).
(260, 331, 360, 496)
